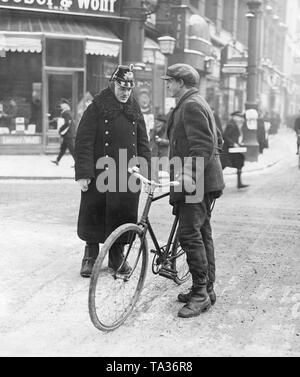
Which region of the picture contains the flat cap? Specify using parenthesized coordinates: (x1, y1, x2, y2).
(161, 63, 200, 87)
(60, 98, 71, 107)
(231, 110, 245, 118)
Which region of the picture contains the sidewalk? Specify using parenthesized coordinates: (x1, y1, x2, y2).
(224, 127, 295, 175)
(0, 128, 296, 179)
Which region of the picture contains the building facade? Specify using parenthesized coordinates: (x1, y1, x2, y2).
(0, 0, 165, 154)
(1, 0, 299, 154)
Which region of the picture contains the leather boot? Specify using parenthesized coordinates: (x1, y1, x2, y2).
(237, 169, 249, 189)
(80, 243, 99, 278)
(178, 285, 211, 318)
(178, 282, 216, 306)
(108, 244, 132, 275)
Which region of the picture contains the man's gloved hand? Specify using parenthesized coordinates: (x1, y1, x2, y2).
(77, 178, 91, 192)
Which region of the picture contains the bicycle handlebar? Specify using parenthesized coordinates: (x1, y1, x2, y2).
(128, 167, 180, 188)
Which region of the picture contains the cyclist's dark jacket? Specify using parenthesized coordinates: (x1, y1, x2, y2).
(75, 87, 151, 243)
(167, 88, 225, 204)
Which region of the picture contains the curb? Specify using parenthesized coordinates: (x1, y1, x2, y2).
(223, 159, 281, 176)
(0, 176, 74, 180)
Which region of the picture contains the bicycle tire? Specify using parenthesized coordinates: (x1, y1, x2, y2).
(171, 238, 190, 285)
(89, 223, 148, 332)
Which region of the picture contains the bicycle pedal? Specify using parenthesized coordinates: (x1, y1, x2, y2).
(158, 267, 177, 280)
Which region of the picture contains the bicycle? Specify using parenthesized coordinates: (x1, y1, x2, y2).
(88, 168, 190, 332)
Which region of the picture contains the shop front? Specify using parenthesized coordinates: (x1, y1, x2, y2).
(0, 1, 124, 154)
(220, 43, 247, 121)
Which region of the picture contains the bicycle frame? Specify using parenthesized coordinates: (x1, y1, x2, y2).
(137, 190, 179, 266)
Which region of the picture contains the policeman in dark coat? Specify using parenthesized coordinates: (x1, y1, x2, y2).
(221, 111, 249, 188)
(75, 65, 151, 277)
(51, 99, 75, 165)
(161, 64, 225, 318)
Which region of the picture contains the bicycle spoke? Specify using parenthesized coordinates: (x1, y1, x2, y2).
(89, 225, 148, 331)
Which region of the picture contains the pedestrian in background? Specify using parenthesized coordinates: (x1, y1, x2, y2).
(74, 65, 151, 278)
(212, 108, 225, 155)
(257, 109, 267, 154)
(221, 111, 249, 189)
(51, 99, 75, 166)
(294, 110, 300, 155)
(150, 113, 169, 181)
(161, 63, 225, 318)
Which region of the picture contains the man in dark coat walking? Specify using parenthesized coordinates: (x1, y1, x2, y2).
(51, 99, 75, 166)
(294, 110, 300, 154)
(75, 65, 151, 277)
(221, 111, 249, 188)
(161, 64, 225, 318)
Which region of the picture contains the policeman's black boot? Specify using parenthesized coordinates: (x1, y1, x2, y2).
(237, 169, 249, 189)
(178, 282, 216, 306)
(178, 285, 211, 318)
(108, 244, 132, 275)
(80, 243, 99, 278)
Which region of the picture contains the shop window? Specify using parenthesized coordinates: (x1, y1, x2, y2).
(0, 52, 43, 142)
(86, 55, 117, 96)
(45, 38, 84, 68)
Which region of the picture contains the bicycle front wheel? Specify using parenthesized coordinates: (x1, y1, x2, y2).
(89, 223, 148, 332)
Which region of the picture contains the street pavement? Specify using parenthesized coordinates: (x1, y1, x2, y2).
(0, 127, 296, 180)
(0, 126, 299, 357)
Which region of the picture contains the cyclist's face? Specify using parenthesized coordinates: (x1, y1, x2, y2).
(114, 82, 133, 103)
(165, 78, 183, 98)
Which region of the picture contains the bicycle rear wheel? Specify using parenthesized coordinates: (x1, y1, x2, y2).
(170, 237, 190, 285)
(89, 223, 148, 332)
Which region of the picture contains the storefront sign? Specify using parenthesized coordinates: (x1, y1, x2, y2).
(0, 135, 42, 144)
(222, 64, 247, 74)
(0, 0, 120, 16)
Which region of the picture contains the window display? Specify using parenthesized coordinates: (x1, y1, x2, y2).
(0, 52, 43, 145)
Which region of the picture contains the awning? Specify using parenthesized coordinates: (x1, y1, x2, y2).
(0, 14, 122, 57)
(143, 37, 165, 65)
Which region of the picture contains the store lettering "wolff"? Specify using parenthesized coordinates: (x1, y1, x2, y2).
(0, 0, 117, 13)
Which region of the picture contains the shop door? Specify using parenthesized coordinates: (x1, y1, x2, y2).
(45, 72, 76, 153)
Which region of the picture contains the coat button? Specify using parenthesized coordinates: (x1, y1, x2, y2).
(105, 143, 109, 147)
(105, 120, 108, 123)
(105, 131, 109, 135)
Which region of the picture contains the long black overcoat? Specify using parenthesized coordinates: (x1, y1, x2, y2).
(167, 88, 225, 204)
(75, 88, 151, 244)
(220, 121, 245, 170)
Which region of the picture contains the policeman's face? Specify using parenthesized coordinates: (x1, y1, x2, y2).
(165, 78, 183, 98)
(114, 82, 133, 103)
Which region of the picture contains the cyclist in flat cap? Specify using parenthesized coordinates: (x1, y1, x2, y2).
(161, 63, 225, 318)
